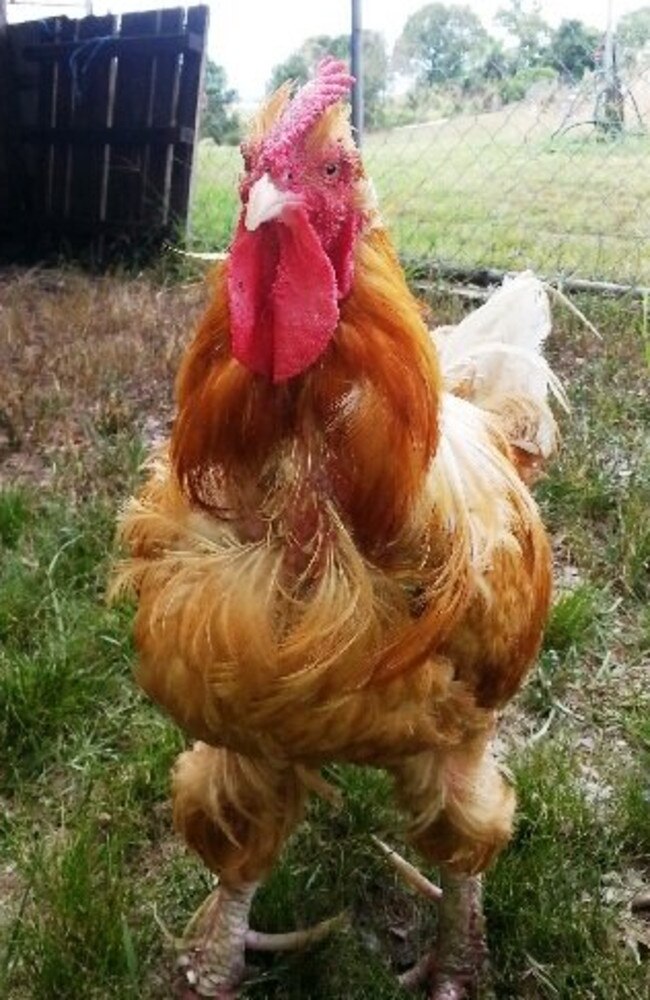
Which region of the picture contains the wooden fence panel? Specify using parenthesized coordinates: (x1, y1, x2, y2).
(0, 5, 209, 259)
(0, 18, 40, 226)
(106, 10, 159, 229)
(69, 14, 116, 229)
(35, 18, 57, 218)
(147, 7, 185, 228)
(0, 19, 14, 223)
(47, 17, 76, 220)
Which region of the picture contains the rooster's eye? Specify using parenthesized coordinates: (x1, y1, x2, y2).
(323, 162, 340, 179)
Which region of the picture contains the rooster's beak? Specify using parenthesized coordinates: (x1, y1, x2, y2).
(245, 173, 301, 231)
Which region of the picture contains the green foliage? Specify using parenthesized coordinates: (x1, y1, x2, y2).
(394, 3, 490, 85)
(497, 64, 555, 104)
(487, 743, 649, 997)
(391, 1, 573, 115)
(0, 489, 30, 549)
(617, 6, 650, 60)
(523, 584, 605, 717)
(544, 585, 603, 656)
(8, 821, 145, 997)
(478, 40, 512, 81)
(356, 31, 391, 130)
(0, 493, 130, 788)
(200, 60, 240, 146)
(495, 0, 552, 70)
(268, 52, 310, 93)
(548, 19, 599, 82)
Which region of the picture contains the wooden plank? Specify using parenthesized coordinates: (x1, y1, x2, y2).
(2, 20, 42, 225)
(24, 32, 205, 61)
(169, 5, 209, 231)
(49, 16, 77, 221)
(105, 10, 158, 230)
(0, 13, 13, 223)
(68, 14, 115, 230)
(145, 6, 185, 228)
(35, 19, 57, 216)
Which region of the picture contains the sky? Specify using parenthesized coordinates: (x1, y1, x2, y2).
(6, 0, 648, 99)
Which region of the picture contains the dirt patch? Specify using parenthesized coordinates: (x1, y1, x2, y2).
(0, 266, 210, 490)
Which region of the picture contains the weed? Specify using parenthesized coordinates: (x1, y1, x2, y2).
(487, 743, 649, 998)
(0, 491, 30, 549)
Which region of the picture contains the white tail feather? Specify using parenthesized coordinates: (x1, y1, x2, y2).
(432, 271, 556, 401)
(431, 271, 567, 460)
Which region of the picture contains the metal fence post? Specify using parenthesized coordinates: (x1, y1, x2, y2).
(350, 0, 363, 146)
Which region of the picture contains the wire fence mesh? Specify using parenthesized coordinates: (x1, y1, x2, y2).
(187, 4, 650, 291)
(362, 68, 650, 289)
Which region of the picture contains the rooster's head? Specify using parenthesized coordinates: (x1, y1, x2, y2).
(228, 58, 377, 382)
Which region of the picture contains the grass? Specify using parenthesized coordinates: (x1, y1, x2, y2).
(190, 108, 650, 287)
(0, 267, 648, 998)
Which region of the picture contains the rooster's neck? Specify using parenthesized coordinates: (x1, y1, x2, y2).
(316, 228, 443, 552)
(171, 229, 443, 557)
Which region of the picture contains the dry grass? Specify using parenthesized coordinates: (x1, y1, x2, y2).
(0, 268, 206, 491)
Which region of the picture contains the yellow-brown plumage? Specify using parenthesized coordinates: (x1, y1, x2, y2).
(112, 67, 558, 995)
(114, 226, 551, 850)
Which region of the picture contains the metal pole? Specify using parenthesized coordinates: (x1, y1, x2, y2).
(351, 0, 363, 146)
(604, 0, 614, 82)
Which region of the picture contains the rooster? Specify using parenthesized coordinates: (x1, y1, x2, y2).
(113, 59, 565, 999)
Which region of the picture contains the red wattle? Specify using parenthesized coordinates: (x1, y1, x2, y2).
(228, 210, 341, 382)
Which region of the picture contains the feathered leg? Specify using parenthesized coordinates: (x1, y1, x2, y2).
(391, 733, 514, 999)
(171, 742, 311, 998)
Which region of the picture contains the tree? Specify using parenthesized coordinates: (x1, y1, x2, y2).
(267, 52, 310, 93)
(479, 41, 513, 81)
(617, 7, 650, 62)
(267, 32, 389, 129)
(495, 0, 551, 70)
(548, 20, 599, 82)
(394, 3, 490, 86)
(200, 60, 240, 146)
(268, 35, 349, 93)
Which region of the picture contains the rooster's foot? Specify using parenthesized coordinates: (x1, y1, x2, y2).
(398, 873, 487, 999)
(177, 883, 256, 998)
(176, 882, 348, 997)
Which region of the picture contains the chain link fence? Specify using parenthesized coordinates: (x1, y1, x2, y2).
(363, 66, 650, 290)
(189, 5, 650, 292)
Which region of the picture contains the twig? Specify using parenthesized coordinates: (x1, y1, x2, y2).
(371, 836, 443, 901)
(527, 707, 557, 745)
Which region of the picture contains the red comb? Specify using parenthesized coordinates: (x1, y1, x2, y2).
(264, 58, 355, 154)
